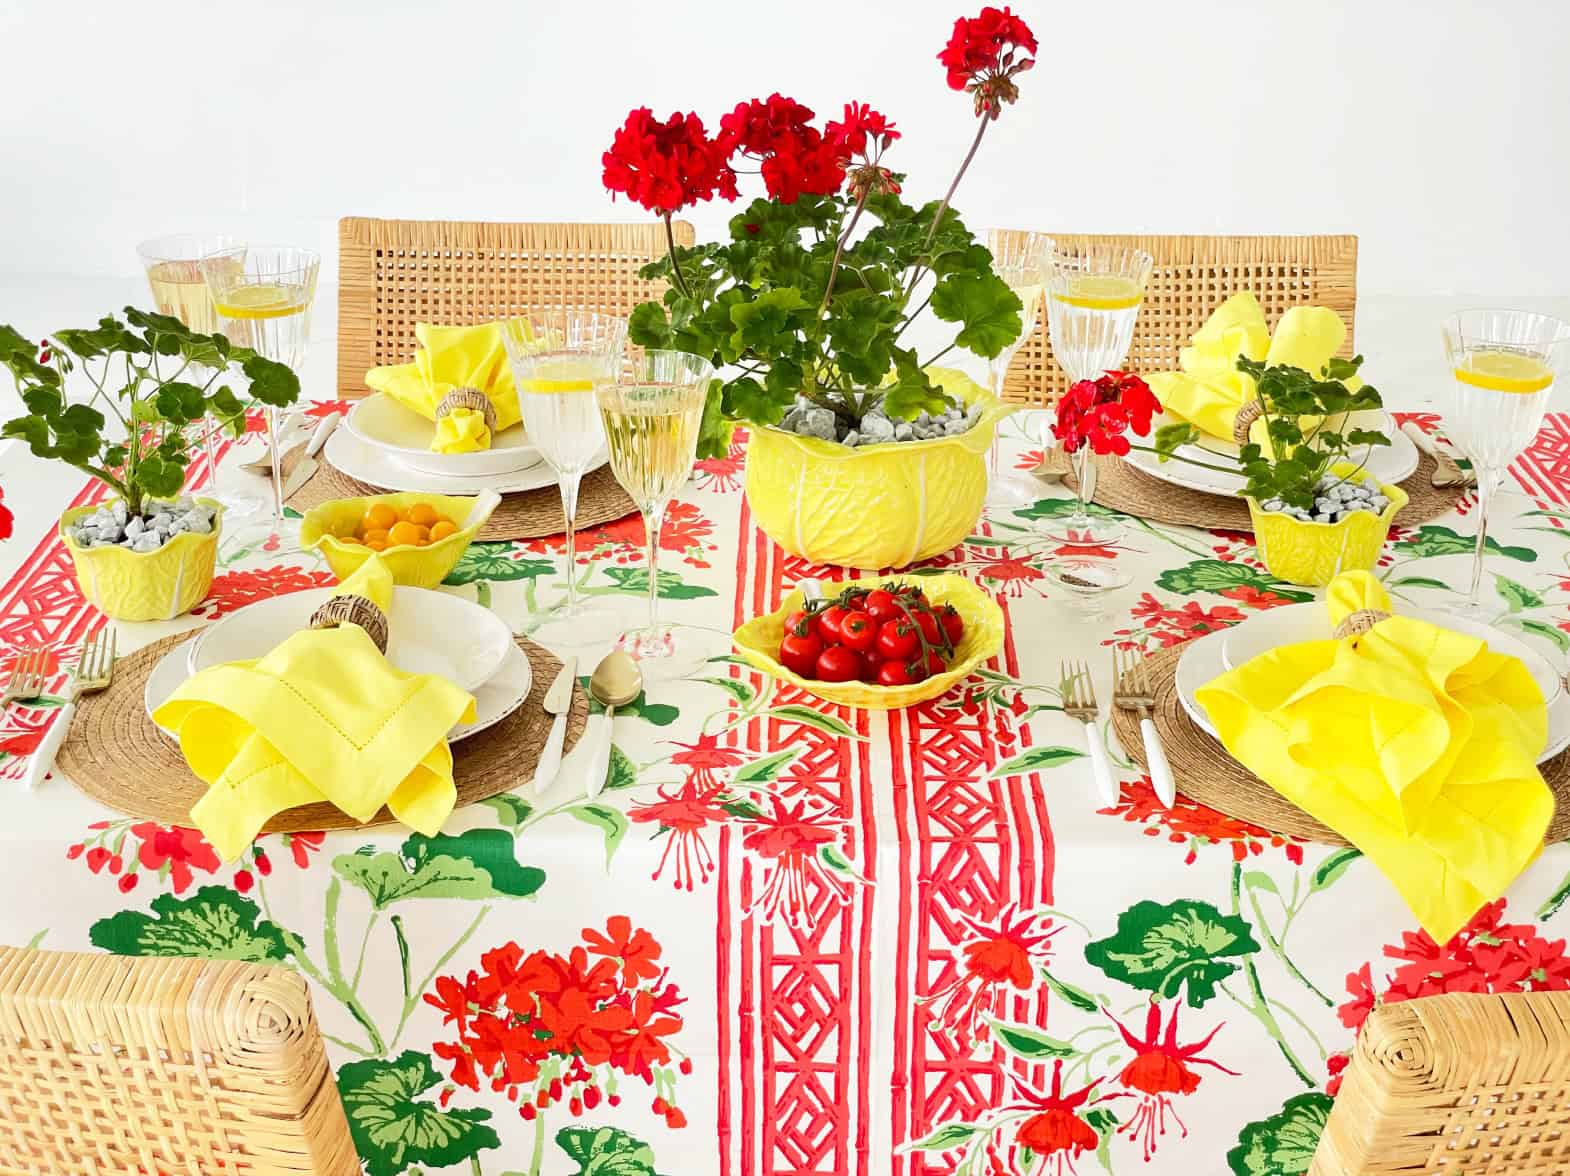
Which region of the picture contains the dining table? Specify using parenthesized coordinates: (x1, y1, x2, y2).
(6, 337, 1570, 1176)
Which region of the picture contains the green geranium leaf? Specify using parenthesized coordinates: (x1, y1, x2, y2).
(729, 287, 808, 354)
(929, 271, 1023, 359)
(241, 354, 301, 408)
(825, 289, 901, 385)
(1395, 524, 1536, 563)
(481, 793, 534, 829)
(985, 1016, 1077, 1059)
(599, 565, 719, 600)
(338, 1052, 500, 1176)
(1084, 898, 1261, 1007)
(733, 748, 802, 785)
(442, 543, 556, 585)
(88, 886, 292, 962)
(152, 382, 204, 424)
(333, 829, 544, 908)
(1153, 559, 1314, 602)
(555, 1124, 668, 1176)
(1014, 496, 1120, 521)
(627, 301, 674, 349)
(696, 377, 733, 460)
(899, 1122, 983, 1153)
(989, 746, 1086, 779)
(762, 704, 860, 739)
(132, 453, 187, 498)
(1227, 1092, 1332, 1176)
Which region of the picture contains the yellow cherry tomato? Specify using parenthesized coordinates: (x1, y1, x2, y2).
(363, 527, 390, 546)
(387, 520, 424, 548)
(364, 536, 389, 552)
(428, 520, 459, 542)
(406, 502, 441, 528)
(365, 503, 399, 532)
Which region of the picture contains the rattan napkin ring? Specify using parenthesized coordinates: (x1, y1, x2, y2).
(309, 594, 389, 655)
(436, 386, 498, 433)
(1333, 608, 1390, 639)
(1232, 399, 1265, 445)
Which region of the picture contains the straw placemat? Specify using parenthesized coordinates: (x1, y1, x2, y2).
(1108, 642, 1570, 845)
(1062, 449, 1464, 533)
(56, 632, 590, 834)
(280, 445, 637, 541)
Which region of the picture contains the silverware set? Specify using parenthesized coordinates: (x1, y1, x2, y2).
(1399, 421, 1476, 489)
(1060, 647, 1175, 809)
(2, 629, 116, 790)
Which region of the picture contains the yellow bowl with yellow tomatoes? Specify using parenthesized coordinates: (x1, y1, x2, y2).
(299, 490, 499, 589)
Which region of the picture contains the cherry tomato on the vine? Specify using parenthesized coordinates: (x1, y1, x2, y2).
(875, 619, 920, 661)
(911, 609, 943, 646)
(779, 631, 823, 677)
(863, 589, 900, 624)
(939, 604, 965, 646)
(838, 610, 876, 652)
(923, 650, 947, 678)
(876, 659, 920, 687)
(783, 608, 818, 639)
(817, 605, 850, 646)
(814, 645, 862, 682)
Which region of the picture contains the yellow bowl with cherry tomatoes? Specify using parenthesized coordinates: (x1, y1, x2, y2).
(732, 573, 1005, 710)
(299, 491, 499, 589)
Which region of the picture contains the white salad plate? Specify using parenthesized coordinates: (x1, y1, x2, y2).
(323, 426, 607, 495)
(1175, 610, 1570, 764)
(1124, 408, 1418, 498)
(147, 636, 531, 744)
(188, 587, 512, 693)
(345, 393, 544, 478)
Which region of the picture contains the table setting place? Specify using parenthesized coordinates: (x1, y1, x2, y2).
(2, 6, 1570, 1176)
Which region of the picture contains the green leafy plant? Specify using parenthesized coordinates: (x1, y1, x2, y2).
(1152, 355, 1388, 510)
(0, 308, 300, 517)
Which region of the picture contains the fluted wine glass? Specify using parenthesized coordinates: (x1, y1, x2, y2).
(984, 229, 1051, 510)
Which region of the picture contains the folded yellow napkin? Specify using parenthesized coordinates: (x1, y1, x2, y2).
(154, 575, 475, 861)
(1196, 571, 1551, 942)
(338, 552, 393, 608)
(365, 322, 525, 454)
(1148, 296, 1354, 443)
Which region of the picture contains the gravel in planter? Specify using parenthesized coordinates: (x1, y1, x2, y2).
(1255, 474, 1390, 524)
(68, 496, 217, 553)
(776, 394, 984, 447)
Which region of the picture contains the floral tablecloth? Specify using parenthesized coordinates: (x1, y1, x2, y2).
(6, 406, 1570, 1176)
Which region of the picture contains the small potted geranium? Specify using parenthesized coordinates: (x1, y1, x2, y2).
(602, 7, 1036, 570)
(0, 310, 300, 619)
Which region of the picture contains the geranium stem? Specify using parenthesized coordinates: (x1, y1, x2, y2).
(906, 116, 990, 298)
(663, 212, 692, 299)
(818, 191, 870, 317)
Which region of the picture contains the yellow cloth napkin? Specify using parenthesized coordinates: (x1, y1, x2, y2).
(337, 552, 393, 609)
(1196, 571, 1551, 942)
(365, 322, 525, 454)
(1148, 296, 1354, 443)
(153, 610, 476, 862)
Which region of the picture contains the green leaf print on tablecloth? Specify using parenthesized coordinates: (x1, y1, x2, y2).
(594, 565, 719, 600)
(442, 542, 558, 585)
(89, 885, 292, 961)
(1085, 898, 1261, 1007)
(334, 829, 545, 909)
(552, 1125, 668, 1176)
(1392, 524, 1536, 563)
(337, 1051, 500, 1176)
(1153, 559, 1314, 603)
(1227, 1091, 1333, 1176)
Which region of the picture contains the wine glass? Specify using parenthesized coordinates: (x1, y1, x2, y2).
(984, 229, 1051, 510)
(500, 310, 628, 644)
(1440, 309, 1570, 621)
(200, 245, 319, 539)
(594, 351, 716, 668)
(137, 233, 259, 517)
(1041, 241, 1153, 545)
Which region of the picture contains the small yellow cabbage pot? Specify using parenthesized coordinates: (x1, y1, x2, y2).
(299, 490, 498, 589)
(744, 369, 1014, 570)
(60, 499, 223, 621)
(1247, 464, 1408, 587)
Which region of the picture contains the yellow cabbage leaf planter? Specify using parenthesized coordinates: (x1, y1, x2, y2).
(60, 499, 224, 622)
(743, 370, 1015, 570)
(1247, 463, 1408, 587)
(734, 573, 1005, 710)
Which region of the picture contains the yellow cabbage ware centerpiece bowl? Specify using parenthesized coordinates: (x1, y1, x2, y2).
(60, 499, 223, 621)
(1247, 462, 1408, 587)
(299, 491, 498, 589)
(744, 369, 1013, 570)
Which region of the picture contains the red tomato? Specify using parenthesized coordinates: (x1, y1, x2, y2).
(876, 659, 919, 686)
(924, 650, 947, 678)
(817, 605, 850, 645)
(863, 589, 900, 624)
(896, 584, 929, 608)
(838, 610, 876, 652)
(814, 645, 862, 682)
(875, 619, 920, 660)
(858, 651, 881, 682)
(939, 604, 965, 646)
(911, 609, 943, 646)
(779, 631, 823, 677)
(784, 608, 818, 639)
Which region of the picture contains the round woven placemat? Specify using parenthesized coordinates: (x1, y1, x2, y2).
(1109, 642, 1570, 845)
(280, 446, 637, 542)
(56, 633, 590, 834)
(1064, 449, 1463, 533)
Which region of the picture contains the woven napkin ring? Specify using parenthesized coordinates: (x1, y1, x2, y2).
(1334, 608, 1390, 640)
(1232, 399, 1265, 445)
(436, 386, 498, 433)
(309, 594, 390, 655)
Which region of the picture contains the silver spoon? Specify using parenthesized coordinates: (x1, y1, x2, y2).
(583, 651, 643, 798)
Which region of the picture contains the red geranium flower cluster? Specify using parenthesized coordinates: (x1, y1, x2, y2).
(426, 916, 689, 1130)
(602, 107, 738, 215)
(938, 5, 1038, 118)
(1053, 371, 1160, 457)
(719, 94, 848, 204)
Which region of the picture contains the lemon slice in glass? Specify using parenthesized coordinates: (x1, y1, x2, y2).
(214, 283, 307, 320)
(1053, 274, 1144, 311)
(1454, 350, 1554, 394)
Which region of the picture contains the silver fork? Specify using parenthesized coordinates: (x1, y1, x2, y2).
(23, 628, 116, 790)
(1060, 659, 1117, 806)
(1399, 421, 1476, 489)
(1, 647, 49, 707)
(1111, 645, 1175, 808)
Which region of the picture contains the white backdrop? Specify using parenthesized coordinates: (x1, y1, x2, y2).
(1, 0, 1567, 296)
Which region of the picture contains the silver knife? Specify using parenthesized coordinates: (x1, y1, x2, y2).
(530, 656, 577, 796)
(280, 414, 339, 500)
(1398, 420, 1474, 488)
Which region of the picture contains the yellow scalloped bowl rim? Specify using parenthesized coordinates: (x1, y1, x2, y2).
(60, 498, 224, 621)
(733, 573, 1005, 710)
(299, 491, 497, 589)
(1245, 462, 1408, 587)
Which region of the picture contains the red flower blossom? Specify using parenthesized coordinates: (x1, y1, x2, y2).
(0, 719, 48, 760)
(694, 439, 746, 492)
(130, 823, 222, 893)
(525, 500, 715, 568)
(304, 400, 348, 419)
(0, 644, 63, 678)
(1054, 372, 1159, 457)
(1121, 593, 1246, 648)
(978, 553, 1045, 597)
(629, 774, 733, 892)
(285, 830, 326, 869)
(1101, 777, 1306, 866)
(718, 95, 845, 203)
(195, 566, 338, 619)
(1217, 584, 1297, 610)
(740, 794, 851, 927)
(603, 108, 737, 215)
(938, 6, 1038, 118)
(583, 914, 663, 987)
(0, 487, 13, 542)
(926, 904, 1060, 1045)
(1107, 1001, 1237, 1161)
(825, 101, 899, 158)
(1008, 1062, 1102, 1168)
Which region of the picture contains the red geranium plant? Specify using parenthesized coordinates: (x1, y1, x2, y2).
(1054, 371, 1160, 458)
(602, 7, 1037, 457)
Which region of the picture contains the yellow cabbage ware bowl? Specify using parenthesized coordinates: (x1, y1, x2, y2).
(299, 491, 499, 589)
(743, 368, 1015, 570)
(1247, 463, 1408, 587)
(60, 499, 223, 621)
(733, 573, 1005, 710)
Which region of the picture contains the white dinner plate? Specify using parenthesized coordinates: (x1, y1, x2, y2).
(147, 634, 532, 743)
(1175, 620, 1570, 764)
(1125, 408, 1418, 499)
(345, 393, 543, 478)
(324, 425, 607, 494)
(1220, 602, 1563, 705)
(189, 587, 512, 694)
